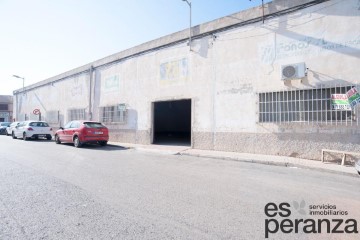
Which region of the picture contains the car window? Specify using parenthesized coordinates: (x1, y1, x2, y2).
(70, 121, 80, 128)
(84, 122, 104, 128)
(30, 122, 49, 127)
(64, 122, 72, 129)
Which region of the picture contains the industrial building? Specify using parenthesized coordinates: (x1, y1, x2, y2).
(13, 0, 360, 160)
(0, 95, 13, 122)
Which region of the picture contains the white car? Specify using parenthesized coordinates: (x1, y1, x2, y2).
(6, 121, 20, 136)
(12, 121, 53, 140)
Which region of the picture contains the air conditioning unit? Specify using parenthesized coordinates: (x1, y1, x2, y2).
(281, 62, 306, 80)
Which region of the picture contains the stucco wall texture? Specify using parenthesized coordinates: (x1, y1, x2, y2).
(13, 0, 360, 160)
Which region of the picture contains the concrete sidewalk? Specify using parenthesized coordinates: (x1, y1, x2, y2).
(108, 142, 360, 177)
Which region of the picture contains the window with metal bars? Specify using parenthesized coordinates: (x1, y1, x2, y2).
(68, 109, 86, 121)
(99, 105, 127, 124)
(0, 104, 8, 110)
(258, 86, 358, 125)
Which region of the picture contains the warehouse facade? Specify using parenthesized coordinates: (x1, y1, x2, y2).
(13, 0, 360, 159)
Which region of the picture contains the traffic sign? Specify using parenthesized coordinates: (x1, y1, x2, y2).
(33, 109, 41, 115)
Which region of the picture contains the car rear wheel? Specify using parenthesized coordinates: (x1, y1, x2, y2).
(74, 136, 82, 148)
(55, 135, 61, 144)
(46, 135, 52, 140)
(99, 141, 108, 146)
(12, 132, 17, 139)
(23, 132, 28, 141)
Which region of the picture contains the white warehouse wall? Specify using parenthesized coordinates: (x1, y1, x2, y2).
(13, 0, 360, 159)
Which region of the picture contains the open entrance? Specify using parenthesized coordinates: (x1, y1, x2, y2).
(153, 99, 191, 146)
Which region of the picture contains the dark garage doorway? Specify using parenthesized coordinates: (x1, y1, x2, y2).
(153, 99, 191, 146)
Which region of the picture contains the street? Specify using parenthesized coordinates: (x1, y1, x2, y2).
(0, 136, 360, 240)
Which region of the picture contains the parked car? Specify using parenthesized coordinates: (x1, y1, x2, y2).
(54, 121, 109, 148)
(6, 121, 20, 136)
(0, 122, 11, 135)
(12, 121, 53, 140)
(356, 160, 360, 175)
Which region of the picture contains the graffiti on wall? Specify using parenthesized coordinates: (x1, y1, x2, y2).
(259, 35, 360, 64)
(102, 75, 120, 93)
(160, 58, 188, 84)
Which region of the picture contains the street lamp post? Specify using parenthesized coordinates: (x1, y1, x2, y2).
(12, 75, 25, 122)
(12, 75, 25, 94)
(182, 0, 192, 51)
(250, 0, 265, 24)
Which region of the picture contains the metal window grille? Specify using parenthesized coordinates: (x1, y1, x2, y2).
(68, 109, 86, 121)
(0, 104, 8, 110)
(99, 105, 127, 124)
(258, 85, 359, 126)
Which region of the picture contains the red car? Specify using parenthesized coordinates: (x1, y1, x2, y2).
(55, 121, 109, 148)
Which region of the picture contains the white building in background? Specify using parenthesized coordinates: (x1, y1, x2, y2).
(13, 0, 360, 160)
(0, 95, 13, 122)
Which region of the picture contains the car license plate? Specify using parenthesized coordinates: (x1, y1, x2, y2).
(94, 132, 103, 134)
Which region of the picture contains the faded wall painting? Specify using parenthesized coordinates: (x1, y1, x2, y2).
(159, 58, 188, 85)
(259, 34, 360, 64)
(99, 74, 121, 106)
(102, 75, 120, 93)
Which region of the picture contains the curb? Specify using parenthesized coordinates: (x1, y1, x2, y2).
(107, 143, 359, 178)
(180, 152, 360, 178)
(107, 144, 130, 150)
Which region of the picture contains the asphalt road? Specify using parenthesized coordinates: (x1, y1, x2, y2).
(0, 135, 360, 240)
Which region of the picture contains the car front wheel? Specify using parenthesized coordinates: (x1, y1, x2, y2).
(12, 132, 17, 139)
(55, 135, 61, 144)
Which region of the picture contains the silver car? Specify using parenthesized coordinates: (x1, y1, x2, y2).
(0, 122, 11, 135)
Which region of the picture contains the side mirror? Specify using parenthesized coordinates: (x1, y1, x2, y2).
(60, 127, 64, 130)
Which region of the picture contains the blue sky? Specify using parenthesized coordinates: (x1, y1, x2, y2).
(0, 0, 271, 95)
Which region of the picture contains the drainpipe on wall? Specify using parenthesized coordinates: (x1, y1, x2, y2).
(89, 66, 93, 120)
(211, 35, 218, 150)
(15, 93, 18, 121)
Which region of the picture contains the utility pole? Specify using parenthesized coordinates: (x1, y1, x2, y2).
(182, 0, 192, 51)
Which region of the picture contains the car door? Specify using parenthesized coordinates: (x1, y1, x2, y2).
(68, 121, 80, 142)
(14, 122, 25, 137)
(60, 121, 73, 142)
(9, 122, 18, 135)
